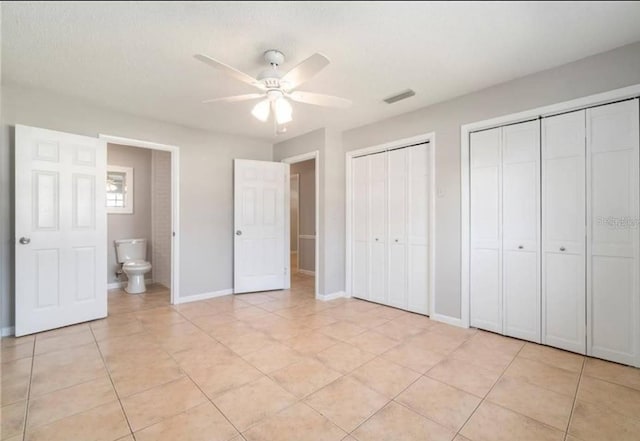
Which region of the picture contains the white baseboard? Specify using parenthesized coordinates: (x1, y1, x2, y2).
(174, 288, 233, 305)
(107, 278, 153, 290)
(1, 326, 15, 337)
(431, 313, 467, 328)
(298, 269, 315, 276)
(316, 291, 348, 301)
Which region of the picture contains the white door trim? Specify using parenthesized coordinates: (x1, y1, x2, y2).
(281, 151, 320, 297)
(98, 134, 180, 305)
(290, 173, 300, 272)
(460, 83, 640, 329)
(345, 132, 436, 316)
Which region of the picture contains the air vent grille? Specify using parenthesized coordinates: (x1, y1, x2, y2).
(384, 89, 416, 104)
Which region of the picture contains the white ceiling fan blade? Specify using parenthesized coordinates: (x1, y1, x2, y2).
(288, 91, 352, 109)
(201, 93, 264, 104)
(194, 54, 264, 90)
(281, 53, 330, 90)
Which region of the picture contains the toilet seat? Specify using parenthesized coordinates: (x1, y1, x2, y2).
(123, 260, 151, 271)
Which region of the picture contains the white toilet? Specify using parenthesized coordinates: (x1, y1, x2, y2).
(115, 238, 152, 294)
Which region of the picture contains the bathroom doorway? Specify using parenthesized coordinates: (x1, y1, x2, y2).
(101, 134, 179, 304)
(283, 152, 318, 296)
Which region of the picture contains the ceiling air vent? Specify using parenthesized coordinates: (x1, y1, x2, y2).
(383, 89, 416, 104)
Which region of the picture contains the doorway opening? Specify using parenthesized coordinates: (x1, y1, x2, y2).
(100, 134, 180, 305)
(283, 152, 319, 297)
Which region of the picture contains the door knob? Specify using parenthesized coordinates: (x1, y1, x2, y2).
(375, 238, 379, 241)
(560, 246, 566, 251)
(19, 237, 30, 245)
(235, 230, 242, 236)
(395, 239, 399, 243)
(518, 245, 523, 249)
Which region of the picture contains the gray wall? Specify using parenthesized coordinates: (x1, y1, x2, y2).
(107, 143, 152, 284)
(290, 159, 316, 273)
(342, 41, 640, 320)
(0, 83, 272, 329)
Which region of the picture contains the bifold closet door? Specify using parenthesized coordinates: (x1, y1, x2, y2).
(470, 127, 503, 333)
(369, 152, 388, 304)
(407, 143, 429, 314)
(587, 99, 640, 366)
(387, 148, 407, 309)
(502, 121, 540, 343)
(351, 155, 370, 300)
(542, 110, 586, 354)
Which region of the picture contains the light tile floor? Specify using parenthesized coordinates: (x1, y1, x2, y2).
(2, 274, 640, 441)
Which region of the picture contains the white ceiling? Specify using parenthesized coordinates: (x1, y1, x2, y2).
(3, 1, 640, 142)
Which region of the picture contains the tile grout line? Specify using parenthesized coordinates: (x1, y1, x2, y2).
(89, 324, 139, 441)
(345, 328, 478, 438)
(564, 356, 586, 441)
(452, 339, 527, 439)
(20, 335, 37, 441)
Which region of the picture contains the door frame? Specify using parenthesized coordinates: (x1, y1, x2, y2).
(460, 83, 640, 329)
(281, 151, 320, 297)
(345, 132, 436, 316)
(99, 134, 180, 304)
(290, 173, 300, 273)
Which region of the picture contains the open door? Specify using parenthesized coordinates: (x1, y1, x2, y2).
(15, 125, 107, 336)
(234, 159, 289, 294)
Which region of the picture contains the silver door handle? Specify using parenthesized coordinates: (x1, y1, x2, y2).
(560, 246, 566, 251)
(236, 230, 242, 236)
(19, 237, 30, 245)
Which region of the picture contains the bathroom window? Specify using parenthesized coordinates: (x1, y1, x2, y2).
(106, 165, 134, 214)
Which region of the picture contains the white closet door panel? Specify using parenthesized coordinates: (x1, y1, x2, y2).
(544, 252, 586, 353)
(407, 144, 429, 314)
(470, 128, 502, 332)
(502, 161, 537, 250)
(369, 153, 387, 304)
(502, 120, 540, 343)
(352, 156, 369, 299)
(542, 110, 586, 354)
(470, 168, 500, 248)
(408, 245, 428, 314)
(470, 249, 502, 332)
(504, 250, 539, 341)
(388, 149, 407, 241)
(587, 100, 640, 366)
(388, 148, 407, 308)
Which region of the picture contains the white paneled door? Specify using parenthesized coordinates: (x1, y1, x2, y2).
(470, 127, 503, 334)
(502, 121, 540, 343)
(234, 159, 288, 294)
(587, 100, 640, 366)
(470, 121, 540, 342)
(349, 141, 431, 315)
(15, 125, 107, 336)
(542, 110, 587, 354)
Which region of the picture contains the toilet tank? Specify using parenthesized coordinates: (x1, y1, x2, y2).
(115, 238, 147, 263)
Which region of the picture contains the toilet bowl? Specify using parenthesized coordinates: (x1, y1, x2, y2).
(122, 260, 152, 294)
(115, 238, 152, 294)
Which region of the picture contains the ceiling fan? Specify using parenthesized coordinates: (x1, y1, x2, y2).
(194, 50, 352, 133)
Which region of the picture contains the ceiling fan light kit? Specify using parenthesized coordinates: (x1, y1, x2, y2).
(195, 49, 351, 133)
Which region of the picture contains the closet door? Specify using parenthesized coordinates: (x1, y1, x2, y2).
(502, 120, 541, 343)
(587, 99, 640, 366)
(470, 128, 503, 333)
(387, 148, 407, 309)
(352, 155, 370, 300)
(407, 143, 429, 314)
(369, 152, 388, 304)
(542, 110, 586, 354)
